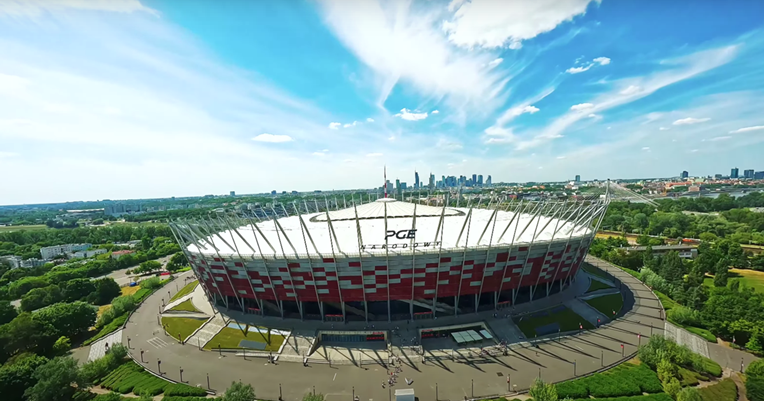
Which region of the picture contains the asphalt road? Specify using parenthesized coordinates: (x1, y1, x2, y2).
(122, 261, 669, 401)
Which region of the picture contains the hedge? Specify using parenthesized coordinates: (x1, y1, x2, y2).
(556, 362, 663, 399)
(699, 356, 722, 377)
(572, 394, 673, 401)
(163, 383, 209, 396)
(162, 397, 212, 401)
(100, 361, 169, 396)
(699, 378, 738, 401)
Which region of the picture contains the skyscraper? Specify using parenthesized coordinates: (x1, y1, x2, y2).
(575, 175, 581, 182)
(486, 175, 492, 186)
(477, 175, 483, 186)
(414, 171, 420, 189)
(681, 171, 688, 179)
(744, 169, 755, 179)
(731, 167, 739, 179)
(428, 173, 435, 190)
(472, 174, 477, 186)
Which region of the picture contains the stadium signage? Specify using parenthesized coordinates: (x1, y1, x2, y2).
(385, 229, 417, 240)
(360, 241, 442, 251)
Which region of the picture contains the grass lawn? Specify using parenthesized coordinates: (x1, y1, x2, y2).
(161, 316, 207, 343)
(514, 307, 595, 338)
(582, 263, 613, 281)
(97, 304, 111, 319)
(586, 278, 614, 293)
(120, 286, 140, 297)
(703, 268, 763, 293)
(170, 281, 198, 302)
(686, 326, 717, 342)
(204, 326, 286, 351)
(0, 224, 48, 232)
(169, 299, 200, 312)
(585, 293, 624, 319)
(84, 312, 129, 346)
(655, 290, 680, 311)
(699, 378, 737, 401)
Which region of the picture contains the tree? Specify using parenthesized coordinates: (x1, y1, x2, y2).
(223, 381, 256, 401)
(63, 278, 96, 302)
(20, 285, 63, 312)
(713, 258, 728, 287)
(676, 387, 702, 401)
(52, 336, 71, 356)
(0, 353, 48, 401)
(141, 236, 152, 251)
(662, 377, 681, 400)
(746, 325, 764, 353)
(529, 378, 558, 401)
(0, 300, 17, 325)
(33, 302, 96, 339)
(698, 232, 717, 242)
(24, 356, 86, 401)
(659, 251, 686, 285)
(745, 359, 763, 401)
(136, 260, 162, 275)
(166, 252, 188, 272)
(89, 278, 121, 305)
(0, 313, 57, 362)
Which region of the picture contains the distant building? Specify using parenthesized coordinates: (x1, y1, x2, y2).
(714, 174, 723, 179)
(681, 171, 689, 179)
(477, 175, 483, 186)
(111, 250, 135, 260)
(40, 243, 92, 260)
(756, 171, 764, 180)
(731, 167, 739, 179)
(688, 185, 700, 192)
(486, 175, 492, 186)
(428, 173, 435, 190)
(20, 258, 46, 268)
(744, 169, 755, 179)
(104, 203, 143, 217)
(575, 175, 581, 182)
(230, 191, 236, 196)
(414, 171, 420, 189)
(72, 248, 107, 259)
(271, 190, 277, 195)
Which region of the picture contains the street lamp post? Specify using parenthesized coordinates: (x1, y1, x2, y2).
(127, 337, 131, 348)
(157, 359, 162, 375)
(179, 367, 183, 383)
(280, 383, 283, 401)
(471, 379, 474, 398)
(435, 383, 438, 401)
(140, 350, 144, 363)
(207, 373, 210, 389)
(601, 350, 604, 367)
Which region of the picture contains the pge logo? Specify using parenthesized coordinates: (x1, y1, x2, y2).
(385, 229, 417, 240)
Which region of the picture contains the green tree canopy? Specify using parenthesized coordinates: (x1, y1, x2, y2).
(223, 381, 256, 401)
(24, 356, 86, 401)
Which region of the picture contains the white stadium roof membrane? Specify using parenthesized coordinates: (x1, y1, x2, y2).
(177, 199, 595, 258)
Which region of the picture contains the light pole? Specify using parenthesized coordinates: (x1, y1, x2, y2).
(179, 367, 183, 383)
(207, 373, 210, 389)
(280, 383, 283, 401)
(140, 349, 144, 363)
(157, 359, 162, 375)
(621, 344, 624, 357)
(471, 379, 474, 398)
(127, 337, 131, 349)
(435, 383, 438, 401)
(573, 359, 577, 376)
(601, 350, 603, 367)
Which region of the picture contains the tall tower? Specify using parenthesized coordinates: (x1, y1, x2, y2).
(384, 165, 388, 198)
(414, 171, 420, 189)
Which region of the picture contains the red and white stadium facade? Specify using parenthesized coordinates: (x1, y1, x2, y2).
(169, 194, 609, 322)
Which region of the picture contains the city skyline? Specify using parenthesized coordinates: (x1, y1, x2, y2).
(0, 0, 763, 205)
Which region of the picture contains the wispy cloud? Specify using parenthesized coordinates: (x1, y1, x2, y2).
(328, 122, 341, 129)
(570, 103, 594, 111)
(394, 108, 428, 121)
(673, 117, 711, 125)
(566, 56, 611, 74)
(729, 125, 763, 133)
(252, 133, 293, 143)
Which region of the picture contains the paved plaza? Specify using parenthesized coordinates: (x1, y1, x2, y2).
(119, 258, 754, 401)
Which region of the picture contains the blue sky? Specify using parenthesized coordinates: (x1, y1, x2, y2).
(0, 0, 763, 205)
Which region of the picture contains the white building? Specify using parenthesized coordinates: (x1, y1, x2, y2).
(72, 248, 107, 259)
(40, 243, 92, 260)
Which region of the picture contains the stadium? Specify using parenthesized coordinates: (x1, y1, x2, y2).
(169, 193, 609, 322)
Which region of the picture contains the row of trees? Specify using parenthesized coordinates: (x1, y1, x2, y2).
(600, 193, 763, 244)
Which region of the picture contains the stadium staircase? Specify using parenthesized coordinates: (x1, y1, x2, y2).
(186, 313, 228, 349)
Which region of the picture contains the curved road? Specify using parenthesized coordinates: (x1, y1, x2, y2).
(123, 261, 665, 401)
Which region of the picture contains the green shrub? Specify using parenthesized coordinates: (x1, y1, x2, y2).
(164, 383, 208, 397)
(570, 394, 673, 401)
(745, 359, 763, 401)
(686, 327, 717, 343)
(162, 397, 210, 401)
(699, 378, 737, 401)
(140, 277, 162, 290)
(698, 356, 722, 377)
(556, 362, 662, 399)
(667, 306, 701, 327)
(677, 367, 701, 387)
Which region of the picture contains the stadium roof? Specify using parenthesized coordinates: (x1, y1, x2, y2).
(178, 199, 595, 258)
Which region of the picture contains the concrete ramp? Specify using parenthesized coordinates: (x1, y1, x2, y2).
(186, 313, 227, 349)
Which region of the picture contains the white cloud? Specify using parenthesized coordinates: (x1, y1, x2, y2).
(366, 117, 375, 123)
(570, 103, 594, 111)
(317, 0, 512, 112)
(394, 108, 428, 121)
(729, 125, 763, 133)
(366, 152, 383, 157)
(312, 151, 326, 156)
(587, 113, 602, 120)
(593, 57, 611, 65)
(673, 117, 711, 125)
(328, 122, 341, 129)
(556, 156, 566, 159)
(0, 0, 158, 17)
(431, 110, 440, 114)
(620, 85, 641, 95)
(566, 65, 592, 74)
(522, 105, 540, 114)
(487, 58, 503, 68)
(706, 136, 732, 142)
(252, 133, 293, 143)
(689, 149, 699, 153)
(442, 0, 595, 49)
(641, 147, 650, 150)
(322, 149, 329, 152)
(436, 138, 463, 151)
(659, 127, 670, 131)
(343, 121, 358, 128)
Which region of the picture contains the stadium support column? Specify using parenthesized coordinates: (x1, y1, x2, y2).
(512, 202, 546, 305)
(352, 202, 370, 323)
(383, 202, 392, 322)
(409, 203, 419, 321)
(221, 214, 264, 315)
(324, 211, 346, 322)
(431, 195, 449, 317)
(296, 203, 325, 320)
(476, 206, 499, 313)
(563, 201, 604, 287)
(199, 218, 246, 311)
(531, 200, 567, 300)
(493, 201, 526, 309)
(454, 206, 475, 317)
(169, 223, 217, 306)
(243, 214, 283, 318)
(272, 206, 303, 320)
(546, 201, 583, 296)
(184, 222, 230, 308)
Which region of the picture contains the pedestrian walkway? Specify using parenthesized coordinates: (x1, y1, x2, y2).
(186, 313, 228, 349)
(162, 293, 193, 312)
(88, 329, 123, 361)
(280, 329, 317, 358)
(589, 275, 615, 287)
(579, 288, 621, 300)
(487, 318, 525, 343)
(189, 283, 215, 316)
(564, 298, 608, 327)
